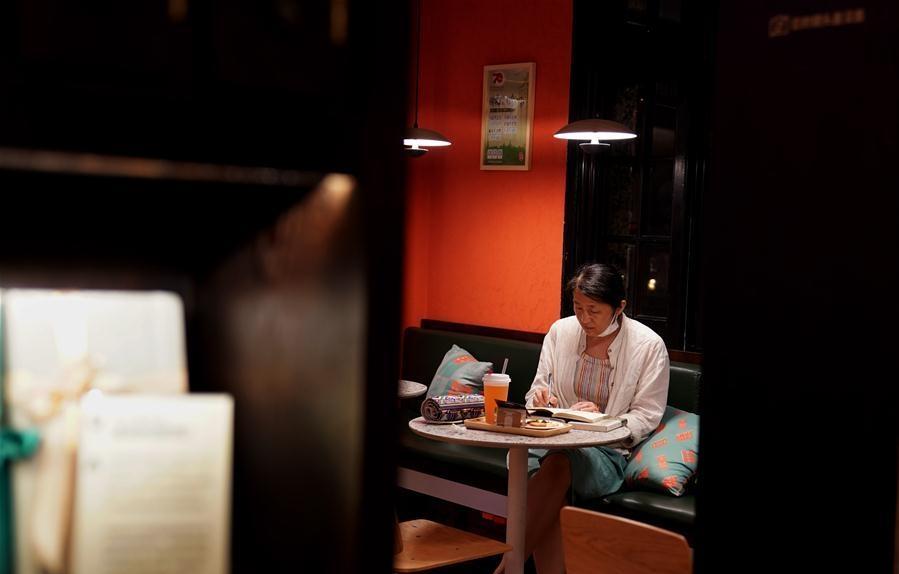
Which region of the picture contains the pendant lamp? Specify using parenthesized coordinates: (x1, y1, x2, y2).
(404, 0, 451, 157)
(553, 118, 636, 154)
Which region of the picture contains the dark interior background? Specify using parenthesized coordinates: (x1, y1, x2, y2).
(2, 0, 898, 572)
(564, 0, 899, 570)
(0, 1, 407, 573)
(699, 1, 898, 572)
(562, 0, 712, 353)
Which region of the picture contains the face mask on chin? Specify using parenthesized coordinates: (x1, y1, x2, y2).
(593, 310, 621, 338)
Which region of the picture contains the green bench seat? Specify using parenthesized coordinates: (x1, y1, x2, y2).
(399, 326, 702, 540)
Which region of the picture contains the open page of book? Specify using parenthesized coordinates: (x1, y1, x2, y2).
(70, 395, 233, 574)
(529, 408, 608, 423)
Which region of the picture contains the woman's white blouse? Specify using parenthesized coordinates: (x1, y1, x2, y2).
(525, 314, 670, 449)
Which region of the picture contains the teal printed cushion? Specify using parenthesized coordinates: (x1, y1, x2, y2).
(426, 345, 493, 397)
(624, 406, 699, 496)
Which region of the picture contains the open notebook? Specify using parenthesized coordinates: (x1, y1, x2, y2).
(528, 407, 625, 432)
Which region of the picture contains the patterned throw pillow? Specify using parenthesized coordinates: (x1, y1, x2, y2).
(426, 344, 493, 397)
(624, 406, 699, 496)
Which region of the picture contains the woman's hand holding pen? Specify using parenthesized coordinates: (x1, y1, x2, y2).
(533, 387, 558, 407)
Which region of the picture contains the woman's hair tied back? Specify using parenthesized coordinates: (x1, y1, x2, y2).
(568, 263, 626, 308)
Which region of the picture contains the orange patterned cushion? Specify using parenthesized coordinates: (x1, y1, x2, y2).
(426, 344, 493, 397)
(623, 406, 699, 496)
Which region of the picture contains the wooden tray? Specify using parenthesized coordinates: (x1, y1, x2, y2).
(464, 416, 572, 437)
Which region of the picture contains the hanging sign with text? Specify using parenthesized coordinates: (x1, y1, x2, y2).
(480, 62, 535, 170)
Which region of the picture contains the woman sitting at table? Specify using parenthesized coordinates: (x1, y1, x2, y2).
(495, 263, 669, 574)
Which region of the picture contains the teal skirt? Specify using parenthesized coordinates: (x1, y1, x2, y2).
(526, 447, 628, 503)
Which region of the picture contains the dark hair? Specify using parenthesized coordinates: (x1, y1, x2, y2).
(567, 263, 626, 308)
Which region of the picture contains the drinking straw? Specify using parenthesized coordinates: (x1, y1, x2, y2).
(501, 358, 509, 374)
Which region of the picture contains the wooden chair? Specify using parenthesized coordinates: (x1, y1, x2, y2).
(393, 519, 512, 572)
(560, 507, 692, 574)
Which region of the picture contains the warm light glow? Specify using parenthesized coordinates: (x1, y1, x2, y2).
(330, 0, 348, 45)
(403, 138, 452, 147)
(554, 131, 637, 141)
(319, 173, 355, 205)
(647, 278, 657, 291)
(554, 118, 637, 143)
(316, 173, 355, 218)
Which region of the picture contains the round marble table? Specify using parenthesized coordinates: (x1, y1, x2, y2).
(398, 379, 427, 399)
(409, 417, 630, 574)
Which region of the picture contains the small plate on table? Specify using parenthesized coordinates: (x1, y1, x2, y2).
(524, 418, 566, 430)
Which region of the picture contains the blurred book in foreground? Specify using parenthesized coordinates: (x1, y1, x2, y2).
(70, 395, 233, 574)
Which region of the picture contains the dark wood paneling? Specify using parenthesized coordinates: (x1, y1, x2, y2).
(668, 350, 702, 365)
(699, 1, 898, 572)
(421, 319, 546, 345)
(0, 0, 361, 173)
(420, 320, 702, 366)
(0, 2, 407, 573)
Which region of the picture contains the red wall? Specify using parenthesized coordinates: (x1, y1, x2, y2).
(404, 0, 573, 334)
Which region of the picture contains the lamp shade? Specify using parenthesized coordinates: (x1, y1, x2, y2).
(403, 127, 452, 148)
(553, 119, 637, 142)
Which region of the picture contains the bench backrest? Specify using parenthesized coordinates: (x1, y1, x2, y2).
(669, 362, 701, 414)
(402, 327, 701, 414)
(402, 328, 541, 402)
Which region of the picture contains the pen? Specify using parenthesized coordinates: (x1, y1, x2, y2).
(547, 373, 555, 406)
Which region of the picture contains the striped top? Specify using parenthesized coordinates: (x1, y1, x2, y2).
(526, 315, 670, 449)
(574, 353, 613, 412)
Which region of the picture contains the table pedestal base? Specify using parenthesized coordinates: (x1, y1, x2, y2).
(406, 417, 631, 574)
(505, 448, 529, 574)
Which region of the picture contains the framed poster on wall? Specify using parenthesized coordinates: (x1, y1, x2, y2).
(480, 62, 535, 170)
